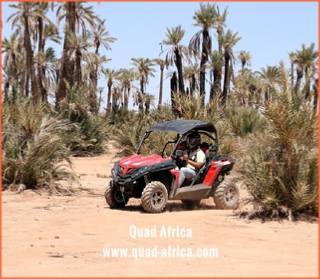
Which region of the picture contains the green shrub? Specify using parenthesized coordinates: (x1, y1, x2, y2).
(2, 97, 79, 192)
(238, 85, 318, 219)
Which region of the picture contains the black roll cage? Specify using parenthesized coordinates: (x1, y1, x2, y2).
(136, 129, 219, 157)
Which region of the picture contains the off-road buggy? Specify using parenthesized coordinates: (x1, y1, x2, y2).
(105, 120, 239, 213)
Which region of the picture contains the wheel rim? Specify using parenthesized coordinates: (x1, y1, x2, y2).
(151, 189, 165, 209)
(225, 186, 237, 205)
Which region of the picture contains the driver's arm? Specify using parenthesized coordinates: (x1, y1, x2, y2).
(183, 153, 203, 169)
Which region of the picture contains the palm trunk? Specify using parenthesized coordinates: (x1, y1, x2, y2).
(211, 68, 222, 101)
(217, 27, 223, 54)
(106, 80, 112, 118)
(191, 74, 196, 98)
(313, 78, 318, 111)
(57, 2, 76, 108)
(112, 87, 118, 110)
(22, 12, 38, 100)
(304, 68, 310, 99)
(174, 49, 185, 95)
(37, 17, 47, 101)
(199, 29, 209, 106)
(145, 100, 150, 115)
(170, 71, 178, 114)
(158, 66, 164, 106)
(20, 53, 26, 97)
(138, 78, 144, 114)
(23, 14, 32, 98)
(294, 67, 303, 95)
(75, 51, 82, 85)
(290, 62, 294, 88)
(124, 87, 129, 109)
(222, 54, 230, 105)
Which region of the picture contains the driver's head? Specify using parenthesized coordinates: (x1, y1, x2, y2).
(187, 132, 201, 149)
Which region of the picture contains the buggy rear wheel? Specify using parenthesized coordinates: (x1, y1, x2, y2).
(105, 180, 127, 208)
(213, 181, 239, 209)
(141, 181, 168, 213)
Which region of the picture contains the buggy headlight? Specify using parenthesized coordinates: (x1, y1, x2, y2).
(132, 166, 148, 178)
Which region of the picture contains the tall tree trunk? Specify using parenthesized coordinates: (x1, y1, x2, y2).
(20, 53, 26, 97)
(222, 54, 230, 105)
(158, 66, 164, 106)
(37, 17, 47, 101)
(290, 62, 294, 88)
(112, 87, 118, 111)
(294, 66, 303, 96)
(170, 71, 177, 112)
(57, 2, 76, 108)
(124, 87, 129, 109)
(211, 68, 222, 101)
(313, 78, 318, 111)
(106, 81, 112, 118)
(138, 77, 144, 114)
(22, 12, 38, 100)
(23, 14, 33, 98)
(145, 100, 150, 115)
(174, 50, 185, 95)
(304, 68, 311, 100)
(199, 29, 209, 106)
(217, 27, 223, 54)
(75, 51, 82, 85)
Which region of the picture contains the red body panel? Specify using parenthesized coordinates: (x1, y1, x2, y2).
(203, 159, 233, 186)
(119, 154, 172, 175)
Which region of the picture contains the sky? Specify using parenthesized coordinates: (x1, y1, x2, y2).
(1, 1, 319, 109)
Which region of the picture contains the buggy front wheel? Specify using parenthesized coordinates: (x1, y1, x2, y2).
(141, 181, 168, 213)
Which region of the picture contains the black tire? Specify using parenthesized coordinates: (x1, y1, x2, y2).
(181, 199, 201, 208)
(105, 180, 127, 208)
(141, 181, 168, 213)
(213, 181, 239, 209)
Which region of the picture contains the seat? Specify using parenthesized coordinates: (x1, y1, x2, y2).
(200, 142, 209, 154)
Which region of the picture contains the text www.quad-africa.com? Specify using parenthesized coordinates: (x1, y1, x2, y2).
(103, 245, 219, 259)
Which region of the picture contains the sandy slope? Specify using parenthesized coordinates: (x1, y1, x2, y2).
(2, 146, 318, 277)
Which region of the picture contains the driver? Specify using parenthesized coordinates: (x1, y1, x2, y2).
(178, 132, 205, 188)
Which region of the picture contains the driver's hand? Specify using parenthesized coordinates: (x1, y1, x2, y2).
(183, 154, 189, 161)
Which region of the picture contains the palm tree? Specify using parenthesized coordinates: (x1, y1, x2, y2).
(2, 34, 22, 94)
(88, 20, 116, 104)
(104, 68, 121, 118)
(293, 43, 318, 98)
(256, 65, 283, 102)
(7, 3, 40, 98)
(234, 68, 262, 107)
(87, 53, 111, 114)
(221, 29, 242, 104)
(288, 51, 297, 88)
(312, 78, 318, 110)
(90, 20, 117, 54)
(144, 93, 155, 115)
(183, 63, 199, 98)
(119, 68, 136, 109)
(153, 58, 166, 106)
(238, 51, 252, 72)
(56, 2, 101, 107)
(66, 31, 93, 85)
(131, 58, 156, 114)
(190, 3, 216, 104)
(207, 50, 224, 101)
(33, 47, 57, 102)
(213, 5, 228, 54)
(160, 25, 190, 95)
